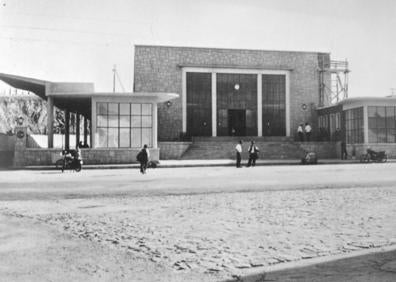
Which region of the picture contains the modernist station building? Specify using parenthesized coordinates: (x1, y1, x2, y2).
(2, 45, 396, 167)
(134, 45, 332, 141)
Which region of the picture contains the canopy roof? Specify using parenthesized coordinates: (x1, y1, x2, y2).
(0, 73, 178, 117)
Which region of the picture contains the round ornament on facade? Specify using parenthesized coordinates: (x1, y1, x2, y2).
(16, 130, 25, 139)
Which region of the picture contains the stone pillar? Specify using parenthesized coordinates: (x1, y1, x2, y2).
(363, 105, 369, 144)
(257, 74, 262, 136)
(211, 72, 217, 137)
(152, 103, 158, 148)
(65, 109, 70, 150)
(47, 96, 54, 148)
(76, 113, 80, 147)
(13, 126, 27, 167)
(83, 116, 88, 146)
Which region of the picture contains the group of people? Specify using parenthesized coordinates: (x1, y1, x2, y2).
(297, 122, 312, 142)
(235, 140, 260, 168)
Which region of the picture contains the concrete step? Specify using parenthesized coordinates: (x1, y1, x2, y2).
(181, 140, 306, 160)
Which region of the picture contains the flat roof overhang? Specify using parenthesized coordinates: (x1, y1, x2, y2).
(318, 96, 396, 111)
(0, 73, 47, 99)
(49, 92, 179, 103)
(0, 73, 179, 117)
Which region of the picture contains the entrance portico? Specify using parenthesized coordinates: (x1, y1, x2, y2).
(181, 67, 291, 138)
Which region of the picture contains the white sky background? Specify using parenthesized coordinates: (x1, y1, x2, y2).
(0, 0, 395, 97)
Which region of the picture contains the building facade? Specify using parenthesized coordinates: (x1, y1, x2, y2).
(317, 97, 396, 157)
(134, 45, 331, 141)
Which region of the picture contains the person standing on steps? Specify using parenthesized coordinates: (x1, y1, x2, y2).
(304, 122, 312, 142)
(297, 124, 304, 142)
(235, 140, 243, 168)
(247, 140, 259, 167)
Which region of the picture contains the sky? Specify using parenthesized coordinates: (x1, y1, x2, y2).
(0, 0, 395, 97)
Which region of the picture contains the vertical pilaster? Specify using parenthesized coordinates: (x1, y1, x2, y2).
(76, 113, 80, 147)
(182, 69, 187, 133)
(65, 109, 70, 150)
(211, 72, 217, 137)
(83, 116, 88, 146)
(363, 105, 369, 143)
(152, 103, 158, 148)
(257, 74, 262, 136)
(47, 96, 54, 148)
(285, 72, 291, 137)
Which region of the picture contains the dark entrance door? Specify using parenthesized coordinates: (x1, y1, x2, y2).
(228, 109, 246, 136)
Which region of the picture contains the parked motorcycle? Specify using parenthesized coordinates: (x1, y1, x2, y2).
(59, 149, 83, 172)
(360, 149, 387, 163)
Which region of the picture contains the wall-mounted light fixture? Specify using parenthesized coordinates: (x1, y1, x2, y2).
(17, 116, 24, 126)
(166, 101, 172, 107)
(234, 83, 240, 91)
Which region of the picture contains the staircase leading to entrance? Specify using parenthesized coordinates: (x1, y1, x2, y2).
(181, 137, 307, 160)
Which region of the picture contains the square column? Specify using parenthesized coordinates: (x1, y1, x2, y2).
(257, 74, 262, 136)
(84, 116, 88, 146)
(76, 113, 80, 146)
(363, 105, 369, 143)
(65, 109, 70, 150)
(152, 103, 158, 148)
(47, 96, 54, 148)
(211, 72, 217, 137)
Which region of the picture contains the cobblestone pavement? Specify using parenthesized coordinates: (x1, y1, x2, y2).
(2, 185, 396, 280)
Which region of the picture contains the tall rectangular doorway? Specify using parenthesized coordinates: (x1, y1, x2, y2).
(228, 109, 246, 136)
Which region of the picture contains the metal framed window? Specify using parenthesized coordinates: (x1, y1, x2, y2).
(96, 102, 152, 148)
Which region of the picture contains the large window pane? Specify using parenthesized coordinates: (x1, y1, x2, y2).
(142, 104, 152, 115)
(368, 128, 377, 143)
(97, 115, 107, 127)
(108, 115, 118, 127)
(97, 103, 107, 115)
(386, 107, 395, 128)
(108, 128, 118, 147)
(141, 116, 152, 127)
(387, 129, 395, 143)
(119, 115, 130, 127)
(120, 128, 130, 147)
(96, 128, 107, 147)
(108, 103, 119, 115)
(377, 107, 386, 128)
(131, 104, 141, 115)
(131, 116, 141, 127)
(131, 128, 141, 148)
(142, 128, 152, 147)
(120, 103, 130, 115)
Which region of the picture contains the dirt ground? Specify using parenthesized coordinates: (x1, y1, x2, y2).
(1, 164, 396, 281)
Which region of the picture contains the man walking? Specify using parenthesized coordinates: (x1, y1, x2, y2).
(136, 144, 150, 174)
(235, 140, 242, 168)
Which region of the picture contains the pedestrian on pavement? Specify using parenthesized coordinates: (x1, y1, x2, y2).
(305, 122, 312, 142)
(341, 141, 348, 160)
(247, 140, 259, 167)
(235, 140, 242, 168)
(297, 124, 304, 142)
(136, 144, 150, 174)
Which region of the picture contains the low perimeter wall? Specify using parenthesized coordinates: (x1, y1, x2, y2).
(18, 148, 159, 167)
(158, 142, 192, 160)
(0, 133, 15, 167)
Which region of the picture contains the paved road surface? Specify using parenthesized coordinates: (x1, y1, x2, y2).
(1, 163, 396, 281)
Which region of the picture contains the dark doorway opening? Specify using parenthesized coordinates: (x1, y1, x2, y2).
(228, 109, 246, 136)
